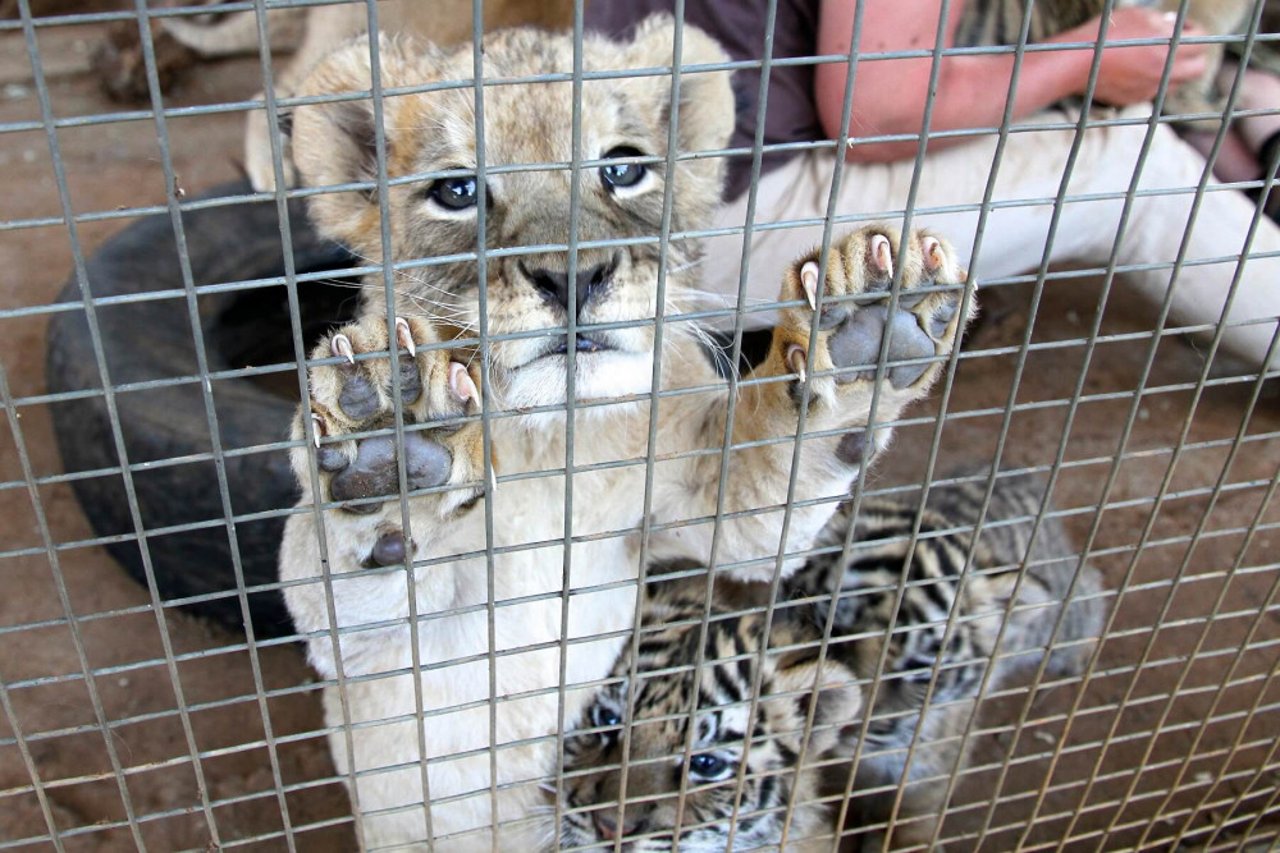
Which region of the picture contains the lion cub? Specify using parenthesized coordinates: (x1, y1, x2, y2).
(280, 16, 974, 850)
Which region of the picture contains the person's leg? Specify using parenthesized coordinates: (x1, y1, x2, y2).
(1180, 126, 1260, 184)
(703, 105, 1279, 370)
(1231, 62, 1280, 222)
(1227, 63, 1280, 159)
(1103, 120, 1279, 369)
(1179, 62, 1280, 184)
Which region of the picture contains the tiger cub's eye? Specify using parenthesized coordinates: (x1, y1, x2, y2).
(687, 753, 732, 780)
(591, 703, 622, 729)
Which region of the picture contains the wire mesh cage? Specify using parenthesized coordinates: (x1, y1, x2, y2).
(2, 0, 1279, 850)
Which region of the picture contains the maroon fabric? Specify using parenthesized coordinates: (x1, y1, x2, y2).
(586, 0, 822, 201)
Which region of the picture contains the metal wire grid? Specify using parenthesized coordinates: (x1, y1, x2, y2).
(1, 0, 1279, 849)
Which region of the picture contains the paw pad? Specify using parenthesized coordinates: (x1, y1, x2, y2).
(784, 226, 970, 394)
(327, 431, 454, 512)
(828, 304, 937, 389)
(304, 315, 484, 513)
(370, 529, 409, 567)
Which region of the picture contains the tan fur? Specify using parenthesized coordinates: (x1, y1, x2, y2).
(241, 0, 571, 190)
(147, 0, 571, 187)
(279, 19, 974, 850)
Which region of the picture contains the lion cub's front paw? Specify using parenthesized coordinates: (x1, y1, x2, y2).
(298, 315, 485, 519)
(777, 224, 972, 408)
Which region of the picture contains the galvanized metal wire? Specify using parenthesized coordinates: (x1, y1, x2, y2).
(2, 0, 1279, 850)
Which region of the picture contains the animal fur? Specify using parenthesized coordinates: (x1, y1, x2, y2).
(560, 565, 861, 852)
(788, 472, 1106, 850)
(279, 17, 974, 850)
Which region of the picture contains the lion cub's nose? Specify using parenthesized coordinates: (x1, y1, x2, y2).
(523, 257, 615, 317)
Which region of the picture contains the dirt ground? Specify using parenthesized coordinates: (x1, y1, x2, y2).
(1, 21, 1278, 853)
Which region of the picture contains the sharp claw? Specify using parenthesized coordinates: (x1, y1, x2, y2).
(800, 261, 821, 311)
(785, 343, 808, 384)
(332, 334, 355, 365)
(395, 317, 416, 357)
(922, 236, 944, 272)
(487, 463, 498, 496)
(311, 414, 325, 449)
(449, 362, 478, 405)
(871, 233, 893, 278)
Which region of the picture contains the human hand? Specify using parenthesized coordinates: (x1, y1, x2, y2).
(1070, 7, 1211, 106)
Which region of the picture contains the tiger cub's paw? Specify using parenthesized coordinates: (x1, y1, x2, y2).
(294, 314, 485, 520)
(776, 224, 972, 414)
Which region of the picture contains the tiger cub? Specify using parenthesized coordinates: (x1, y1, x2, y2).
(559, 474, 1103, 851)
(955, 0, 1255, 127)
(560, 564, 861, 852)
(788, 472, 1106, 850)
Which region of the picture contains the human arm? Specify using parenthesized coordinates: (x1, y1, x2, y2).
(815, 0, 1212, 163)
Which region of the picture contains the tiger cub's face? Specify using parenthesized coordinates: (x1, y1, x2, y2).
(290, 18, 735, 413)
(560, 587, 861, 851)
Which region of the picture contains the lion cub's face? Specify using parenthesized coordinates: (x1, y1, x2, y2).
(292, 18, 734, 411)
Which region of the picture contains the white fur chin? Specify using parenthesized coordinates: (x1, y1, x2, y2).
(499, 350, 653, 411)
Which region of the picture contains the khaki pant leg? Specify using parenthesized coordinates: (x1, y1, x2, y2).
(702, 106, 1279, 370)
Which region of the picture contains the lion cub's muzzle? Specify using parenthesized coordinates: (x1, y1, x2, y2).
(518, 250, 621, 319)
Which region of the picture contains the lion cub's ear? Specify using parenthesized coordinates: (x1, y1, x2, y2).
(290, 34, 424, 249)
(624, 15, 735, 195)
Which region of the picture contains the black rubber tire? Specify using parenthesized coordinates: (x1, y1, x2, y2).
(45, 181, 358, 638)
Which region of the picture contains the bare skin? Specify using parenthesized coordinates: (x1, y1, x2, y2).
(817, 0, 1212, 162)
(1232, 63, 1280, 155)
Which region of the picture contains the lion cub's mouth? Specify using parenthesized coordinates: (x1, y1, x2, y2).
(549, 334, 611, 355)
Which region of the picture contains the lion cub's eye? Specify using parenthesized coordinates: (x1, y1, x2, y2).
(599, 146, 648, 190)
(428, 176, 480, 210)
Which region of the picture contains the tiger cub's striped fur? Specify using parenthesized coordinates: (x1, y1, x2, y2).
(560, 566, 861, 852)
(955, 0, 1254, 127)
(788, 472, 1106, 850)
(560, 474, 1104, 851)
